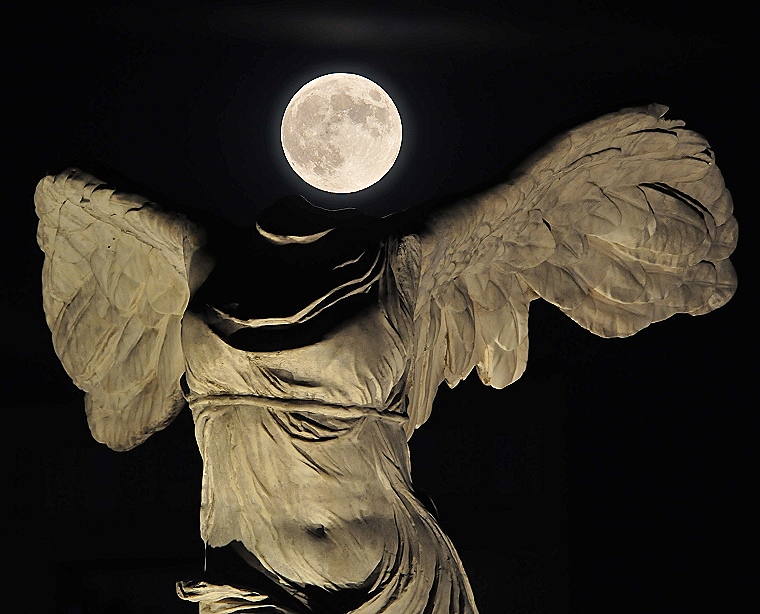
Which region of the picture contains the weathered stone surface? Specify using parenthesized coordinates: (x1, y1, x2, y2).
(35, 105, 737, 613)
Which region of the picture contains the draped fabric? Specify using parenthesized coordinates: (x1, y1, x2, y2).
(181, 406, 477, 613)
(35, 107, 738, 614)
(178, 239, 479, 613)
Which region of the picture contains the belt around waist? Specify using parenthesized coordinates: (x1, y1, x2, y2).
(186, 393, 409, 423)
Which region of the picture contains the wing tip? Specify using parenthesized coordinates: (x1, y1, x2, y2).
(85, 389, 187, 451)
(617, 102, 669, 119)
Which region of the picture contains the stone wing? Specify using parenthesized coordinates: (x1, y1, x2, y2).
(35, 169, 208, 450)
(405, 105, 737, 434)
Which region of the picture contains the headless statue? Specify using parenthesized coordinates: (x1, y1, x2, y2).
(35, 105, 737, 613)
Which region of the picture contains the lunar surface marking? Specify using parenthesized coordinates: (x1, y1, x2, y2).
(281, 73, 402, 193)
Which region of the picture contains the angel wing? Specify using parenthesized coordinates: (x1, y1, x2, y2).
(405, 104, 737, 435)
(35, 169, 209, 451)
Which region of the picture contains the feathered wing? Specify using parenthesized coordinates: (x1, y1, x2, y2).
(35, 169, 208, 451)
(405, 104, 737, 435)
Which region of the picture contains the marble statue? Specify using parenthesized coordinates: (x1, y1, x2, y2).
(35, 105, 737, 613)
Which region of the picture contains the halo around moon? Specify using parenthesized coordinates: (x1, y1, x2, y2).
(281, 73, 402, 194)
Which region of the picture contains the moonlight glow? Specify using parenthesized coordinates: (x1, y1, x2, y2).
(281, 73, 402, 193)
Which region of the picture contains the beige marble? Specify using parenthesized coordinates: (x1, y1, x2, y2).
(35, 104, 737, 613)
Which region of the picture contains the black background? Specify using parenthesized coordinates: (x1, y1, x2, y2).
(8, 2, 752, 612)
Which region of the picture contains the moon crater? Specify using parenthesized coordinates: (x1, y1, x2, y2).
(281, 73, 402, 193)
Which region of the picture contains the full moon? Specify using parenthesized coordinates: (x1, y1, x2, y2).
(281, 73, 402, 193)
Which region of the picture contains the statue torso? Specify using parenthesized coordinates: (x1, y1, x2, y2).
(179, 227, 420, 592)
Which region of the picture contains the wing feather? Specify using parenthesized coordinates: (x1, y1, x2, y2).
(35, 168, 207, 450)
(405, 105, 737, 434)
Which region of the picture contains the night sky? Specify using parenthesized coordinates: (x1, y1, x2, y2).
(9, 2, 751, 612)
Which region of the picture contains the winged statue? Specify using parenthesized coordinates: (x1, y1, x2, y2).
(35, 104, 737, 613)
